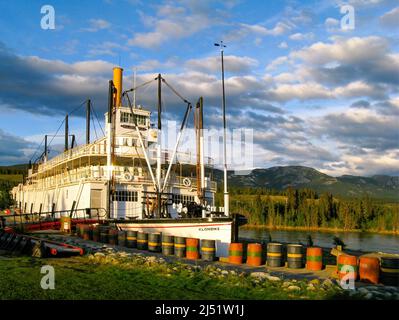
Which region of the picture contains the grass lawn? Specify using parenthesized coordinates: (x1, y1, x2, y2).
(0, 255, 346, 300)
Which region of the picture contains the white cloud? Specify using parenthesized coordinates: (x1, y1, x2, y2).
(186, 55, 258, 73)
(379, 7, 399, 27)
(81, 19, 111, 32)
(289, 32, 314, 41)
(278, 41, 288, 49)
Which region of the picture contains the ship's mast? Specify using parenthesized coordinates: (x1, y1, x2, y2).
(106, 79, 115, 218)
(156, 73, 162, 218)
(215, 41, 229, 217)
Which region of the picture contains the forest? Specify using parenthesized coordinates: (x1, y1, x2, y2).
(216, 186, 399, 233)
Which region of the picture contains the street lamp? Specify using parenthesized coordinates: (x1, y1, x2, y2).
(214, 41, 229, 217)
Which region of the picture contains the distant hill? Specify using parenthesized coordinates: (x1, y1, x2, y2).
(213, 166, 399, 202)
(1, 164, 398, 201)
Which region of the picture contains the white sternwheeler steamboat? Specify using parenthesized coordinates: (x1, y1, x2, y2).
(11, 67, 245, 256)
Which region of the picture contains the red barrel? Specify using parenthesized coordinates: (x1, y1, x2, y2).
(306, 247, 323, 271)
(359, 256, 380, 284)
(246, 243, 262, 266)
(338, 254, 358, 280)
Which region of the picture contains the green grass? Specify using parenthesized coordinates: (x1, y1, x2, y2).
(0, 256, 346, 300)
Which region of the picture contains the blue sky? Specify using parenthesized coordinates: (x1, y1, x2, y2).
(0, 0, 398, 176)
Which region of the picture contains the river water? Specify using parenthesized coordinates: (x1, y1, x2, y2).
(239, 227, 399, 254)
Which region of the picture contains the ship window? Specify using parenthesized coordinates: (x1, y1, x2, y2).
(112, 190, 138, 202)
(120, 112, 147, 126)
(172, 194, 194, 204)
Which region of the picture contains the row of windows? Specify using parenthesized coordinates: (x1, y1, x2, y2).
(172, 194, 195, 204)
(120, 112, 147, 126)
(112, 191, 138, 202)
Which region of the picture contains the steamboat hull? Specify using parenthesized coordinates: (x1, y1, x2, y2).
(115, 218, 233, 257)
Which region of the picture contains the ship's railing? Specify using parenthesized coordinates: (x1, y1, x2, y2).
(24, 165, 217, 192)
(35, 139, 214, 175)
(1, 208, 108, 229)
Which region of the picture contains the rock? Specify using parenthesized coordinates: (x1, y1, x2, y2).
(384, 292, 393, 299)
(94, 252, 105, 258)
(250, 272, 269, 279)
(221, 270, 229, 275)
(364, 293, 373, 300)
(147, 256, 157, 263)
(287, 285, 301, 291)
(307, 285, 316, 291)
(266, 275, 281, 282)
(282, 281, 292, 288)
(358, 287, 369, 296)
(309, 279, 320, 286)
(322, 279, 334, 287)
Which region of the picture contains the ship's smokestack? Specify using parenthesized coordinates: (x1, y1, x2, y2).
(113, 67, 123, 107)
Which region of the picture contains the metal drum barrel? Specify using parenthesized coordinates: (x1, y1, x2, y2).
(380, 257, 399, 286)
(162, 234, 174, 256)
(126, 230, 137, 248)
(99, 226, 110, 244)
(137, 231, 148, 250)
(108, 229, 118, 245)
(359, 256, 380, 285)
(246, 243, 262, 266)
(174, 236, 186, 258)
(201, 239, 216, 261)
(148, 233, 161, 252)
(287, 244, 303, 269)
(118, 230, 126, 247)
(82, 225, 92, 241)
(228, 243, 243, 264)
(186, 238, 200, 260)
(267, 243, 283, 267)
(337, 254, 358, 281)
(306, 247, 323, 271)
(92, 225, 100, 242)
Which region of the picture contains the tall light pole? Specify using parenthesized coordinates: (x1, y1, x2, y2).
(214, 40, 229, 217)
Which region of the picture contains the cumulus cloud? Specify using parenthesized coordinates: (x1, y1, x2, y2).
(0, 129, 37, 165)
(186, 55, 258, 74)
(128, 4, 212, 48)
(379, 7, 399, 27)
(289, 32, 314, 41)
(0, 42, 112, 116)
(81, 19, 111, 32)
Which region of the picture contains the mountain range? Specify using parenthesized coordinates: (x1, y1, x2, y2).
(212, 166, 399, 202)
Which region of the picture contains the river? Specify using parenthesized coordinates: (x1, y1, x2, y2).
(239, 227, 399, 254)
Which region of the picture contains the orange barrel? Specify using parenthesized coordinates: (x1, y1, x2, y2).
(306, 247, 323, 271)
(126, 230, 137, 248)
(267, 243, 283, 267)
(186, 238, 200, 260)
(247, 243, 262, 266)
(108, 229, 118, 245)
(118, 230, 126, 247)
(380, 257, 399, 286)
(92, 225, 100, 242)
(82, 225, 92, 241)
(174, 236, 186, 258)
(137, 231, 148, 250)
(337, 254, 358, 280)
(148, 233, 161, 252)
(228, 243, 243, 264)
(359, 256, 380, 284)
(201, 240, 216, 261)
(162, 234, 174, 256)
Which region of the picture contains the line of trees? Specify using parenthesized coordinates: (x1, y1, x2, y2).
(218, 187, 399, 232)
